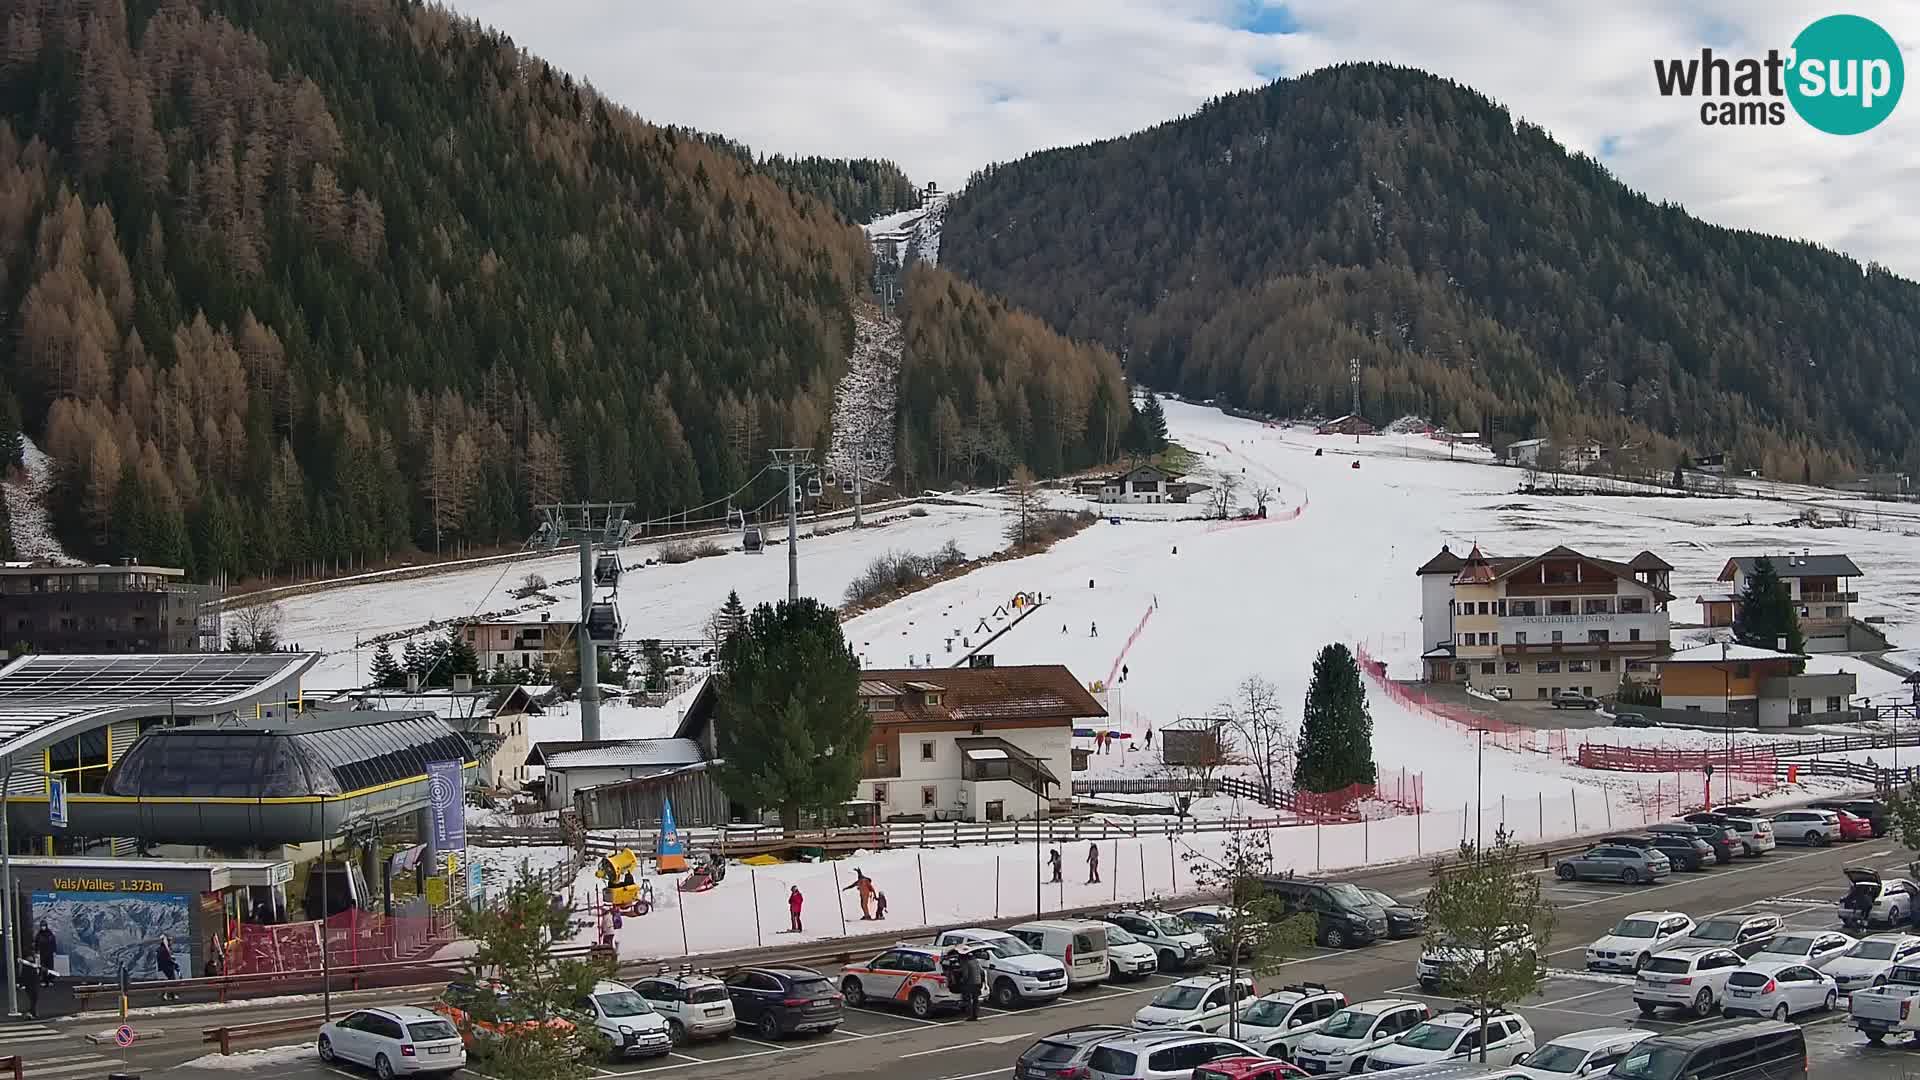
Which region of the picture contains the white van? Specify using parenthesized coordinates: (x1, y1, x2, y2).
(1006, 919, 1110, 988)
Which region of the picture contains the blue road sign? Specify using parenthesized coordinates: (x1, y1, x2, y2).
(47, 776, 67, 829)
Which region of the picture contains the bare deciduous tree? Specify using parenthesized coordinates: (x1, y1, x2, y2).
(1005, 466, 1047, 548)
(1206, 468, 1242, 520)
(1250, 483, 1273, 516)
(1223, 675, 1294, 801)
(226, 600, 284, 652)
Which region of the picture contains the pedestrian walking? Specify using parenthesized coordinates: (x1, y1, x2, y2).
(1121, 664, 1129, 682)
(1061, 623, 1068, 634)
(1048, 847, 1063, 883)
(156, 934, 181, 1000)
(1090, 622, 1098, 637)
(874, 890, 889, 920)
(34, 923, 55, 985)
(1086, 842, 1101, 884)
(788, 886, 804, 933)
(1145, 727, 1154, 749)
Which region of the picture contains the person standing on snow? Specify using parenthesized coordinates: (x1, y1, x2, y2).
(1048, 847, 1063, 883)
(1086, 842, 1102, 884)
(788, 886, 804, 932)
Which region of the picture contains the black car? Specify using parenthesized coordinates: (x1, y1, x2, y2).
(1643, 832, 1713, 871)
(1812, 798, 1890, 838)
(1359, 887, 1428, 938)
(1648, 822, 1737, 865)
(1597, 834, 1660, 849)
(1611, 711, 1654, 728)
(1015, 1025, 1132, 1080)
(1257, 876, 1389, 947)
(722, 965, 842, 1040)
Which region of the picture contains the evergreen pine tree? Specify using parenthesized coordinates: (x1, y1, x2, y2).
(719, 589, 747, 642)
(401, 638, 424, 683)
(1732, 556, 1805, 657)
(711, 597, 871, 829)
(368, 642, 403, 689)
(438, 626, 480, 687)
(1294, 643, 1376, 792)
(1137, 393, 1169, 453)
(642, 639, 667, 692)
(0, 391, 22, 471)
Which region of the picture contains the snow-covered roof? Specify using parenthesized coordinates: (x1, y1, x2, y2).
(1662, 642, 1805, 664)
(527, 737, 705, 770)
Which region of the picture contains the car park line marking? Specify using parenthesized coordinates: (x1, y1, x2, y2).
(827, 1027, 874, 1038)
(725, 1035, 786, 1050)
(930, 1070, 1014, 1080)
(900, 1031, 1034, 1059)
(667, 1052, 707, 1063)
(845, 1005, 945, 1026)
(1530, 984, 1631, 1009)
(604, 1048, 787, 1075)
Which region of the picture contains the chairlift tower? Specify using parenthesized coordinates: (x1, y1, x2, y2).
(530, 502, 632, 741)
(770, 449, 817, 602)
(1348, 358, 1361, 446)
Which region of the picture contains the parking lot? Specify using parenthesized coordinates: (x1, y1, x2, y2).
(78, 838, 1920, 1080)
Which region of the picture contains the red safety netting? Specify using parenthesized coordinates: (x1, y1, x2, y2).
(1577, 744, 1780, 775)
(231, 905, 434, 975)
(1354, 643, 1566, 755)
(1269, 768, 1425, 823)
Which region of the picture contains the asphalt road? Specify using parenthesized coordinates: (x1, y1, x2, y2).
(23, 836, 1920, 1080)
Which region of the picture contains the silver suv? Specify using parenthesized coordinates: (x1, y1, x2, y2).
(1085, 1031, 1259, 1080)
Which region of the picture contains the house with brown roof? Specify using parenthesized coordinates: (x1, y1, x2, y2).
(1415, 543, 1673, 699)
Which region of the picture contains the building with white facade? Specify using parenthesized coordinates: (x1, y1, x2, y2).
(1705, 553, 1875, 653)
(1418, 544, 1673, 699)
(853, 665, 1101, 822)
(526, 737, 707, 810)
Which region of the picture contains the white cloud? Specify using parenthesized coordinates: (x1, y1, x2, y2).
(450, 0, 1920, 275)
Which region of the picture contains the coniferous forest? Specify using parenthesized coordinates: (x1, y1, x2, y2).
(0, 0, 1120, 581)
(942, 63, 1920, 482)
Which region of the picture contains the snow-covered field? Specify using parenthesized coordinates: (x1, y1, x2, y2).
(280, 503, 1014, 687)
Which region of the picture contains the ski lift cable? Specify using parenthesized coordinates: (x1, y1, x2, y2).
(626, 464, 783, 530)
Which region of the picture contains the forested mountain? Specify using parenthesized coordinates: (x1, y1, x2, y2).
(689, 132, 922, 223)
(0, 0, 1117, 583)
(943, 63, 1920, 481)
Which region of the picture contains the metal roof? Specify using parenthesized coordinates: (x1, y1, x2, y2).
(1721, 555, 1864, 580)
(0, 652, 317, 760)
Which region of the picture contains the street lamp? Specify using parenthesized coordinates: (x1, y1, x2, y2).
(1473, 727, 1487, 850)
(1721, 639, 1732, 806)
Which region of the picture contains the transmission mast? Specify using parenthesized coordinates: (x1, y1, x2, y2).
(1348, 358, 1362, 445)
(769, 449, 817, 602)
(529, 502, 631, 741)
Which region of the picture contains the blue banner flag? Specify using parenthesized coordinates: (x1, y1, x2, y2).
(427, 759, 466, 852)
(657, 799, 685, 859)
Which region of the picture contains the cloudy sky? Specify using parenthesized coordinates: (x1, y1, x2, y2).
(451, 1, 1920, 275)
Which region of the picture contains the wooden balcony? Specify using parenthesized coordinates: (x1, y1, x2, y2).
(1798, 591, 1858, 605)
(1504, 580, 1621, 597)
(1499, 640, 1665, 657)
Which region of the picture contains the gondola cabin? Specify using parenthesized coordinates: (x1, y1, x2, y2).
(586, 602, 622, 643)
(806, 476, 823, 498)
(593, 552, 622, 587)
(742, 526, 764, 553)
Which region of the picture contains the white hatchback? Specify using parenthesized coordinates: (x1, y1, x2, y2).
(1101, 924, 1160, 981)
(1508, 1027, 1653, 1079)
(932, 928, 1071, 1006)
(1132, 974, 1255, 1032)
(1361, 1008, 1535, 1070)
(320, 1006, 466, 1078)
(1721, 959, 1840, 1020)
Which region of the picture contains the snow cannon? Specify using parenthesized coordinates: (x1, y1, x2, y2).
(597, 849, 646, 909)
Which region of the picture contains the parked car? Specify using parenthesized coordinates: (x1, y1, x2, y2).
(1611, 712, 1654, 728)
(1084, 1030, 1261, 1080)
(1841, 867, 1920, 930)
(933, 928, 1071, 1006)
(1008, 919, 1114, 987)
(1551, 691, 1602, 710)
(1101, 910, 1212, 972)
(1193, 1056, 1307, 1080)
(1849, 962, 1920, 1044)
(1633, 946, 1745, 1018)
(1507, 1027, 1654, 1079)
(1357, 888, 1427, 939)
(1811, 797, 1890, 837)
(1015, 1025, 1133, 1080)
(1722, 959, 1839, 1020)
(1643, 833, 1715, 871)
(1099, 924, 1160, 982)
(1609, 1021, 1805, 1080)
(569, 980, 673, 1058)
(1673, 912, 1783, 958)
(1359, 1006, 1535, 1070)
(1825, 934, 1920, 993)
(1257, 877, 1389, 949)
(1178, 905, 1260, 960)
(1226, 983, 1349, 1060)
(719, 966, 841, 1041)
(1555, 844, 1671, 884)
(1585, 911, 1696, 973)
(1770, 808, 1841, 846)
(1834, 809, 1874, 840)
(1684, 813, 1775, 856)
(1132, 974, 1255, 1032)
(632, 970, 737, 1043)
(1488, 686, 1513, 701)
(1286, 998, 1430, 1075)
(1417, 927, 1538, 992)
(1747, 930, 1854, 970)
(838, 946, 961, 1019)
(320, 1006, 466, 1078)
(1646, 822, 1737, 865)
